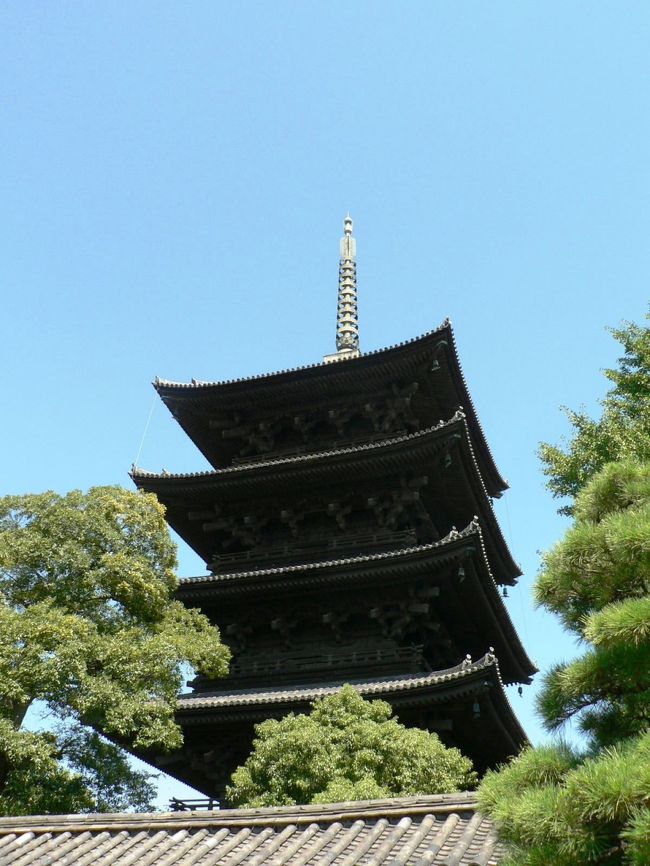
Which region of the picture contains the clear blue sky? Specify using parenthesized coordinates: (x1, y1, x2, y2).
(1, 3, 647, 807)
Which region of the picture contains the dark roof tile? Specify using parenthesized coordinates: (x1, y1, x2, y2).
(153, 322, 451, 391)
(132, 413, 466, 481)
(177, 519, 480, 585)
(176, 653, 499, 710)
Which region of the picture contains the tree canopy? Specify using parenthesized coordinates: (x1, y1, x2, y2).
(226, 684, 476, 807)
(535, 460, 650, 746)
(0, 486, 230, 815)
(539, 313, 650, 513)
(479, 315, 650, 866)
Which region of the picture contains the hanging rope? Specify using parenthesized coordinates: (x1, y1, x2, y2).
(133, 392, 157, 469)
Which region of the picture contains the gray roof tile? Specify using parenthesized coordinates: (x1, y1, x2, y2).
(0, 794, 504, 865)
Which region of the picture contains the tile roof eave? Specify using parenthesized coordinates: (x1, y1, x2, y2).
(152, 320, 508, 496)
(153, 322, 452, 392)
(0, 792, 480, 834)
(177, 519, 480, 586)
(178, 522, 536, 685)
(134, 412, 521, 583)
(131, 411, 465, 482)
(175, 652, 501, 711)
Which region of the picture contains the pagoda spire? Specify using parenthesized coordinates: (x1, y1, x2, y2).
(325, 215, 360, 362)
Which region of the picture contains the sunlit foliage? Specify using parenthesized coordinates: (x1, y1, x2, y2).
(0, 486, 230, 814)
(227, 684, 476, 807)
(539, 314, 650, 514)
(479, 314, 650, 865)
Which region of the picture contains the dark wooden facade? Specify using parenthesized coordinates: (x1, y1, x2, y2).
(133, 321, 535, 800)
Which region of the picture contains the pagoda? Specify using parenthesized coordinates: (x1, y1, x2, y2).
(132, 217, 535, 801)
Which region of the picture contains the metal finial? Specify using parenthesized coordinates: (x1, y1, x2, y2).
(336, 215, 359, 354)
(323, 216, 361, 363)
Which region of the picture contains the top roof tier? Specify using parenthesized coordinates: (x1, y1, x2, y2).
(155, 321, 508, 499)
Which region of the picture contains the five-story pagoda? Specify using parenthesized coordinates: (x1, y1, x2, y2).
(132, 218, 535, 801)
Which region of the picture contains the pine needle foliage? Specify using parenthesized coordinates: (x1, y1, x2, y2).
(480, 313, 650, 864)
(533, 461, 650, 742)
(226, 684, 476, 807)
(480, 457, 650, 863)
(0, 486, 230, 814)
(539, 314, 650, 515)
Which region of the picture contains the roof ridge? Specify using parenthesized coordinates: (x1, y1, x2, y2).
(0, 791, 479, 834)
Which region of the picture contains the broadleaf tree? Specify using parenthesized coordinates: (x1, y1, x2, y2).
(226, 684, 476, 807)
(478, 315, 650, 866)
(0, 486, 230, 815)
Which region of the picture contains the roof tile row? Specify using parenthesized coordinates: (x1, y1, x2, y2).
(177, 653, 498, 710)
(154, 322, 451, 390)
(0, 794, 503, 865)
(132, 412, 466, 480)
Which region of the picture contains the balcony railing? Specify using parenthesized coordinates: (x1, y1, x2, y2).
(213, 528, 416, 570)
(169, 797, 219, 812)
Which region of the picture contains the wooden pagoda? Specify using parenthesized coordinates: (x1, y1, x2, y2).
(132, 218, 535, 801)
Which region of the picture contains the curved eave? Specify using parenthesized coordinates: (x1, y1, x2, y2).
(154, 322, 507, 497)
(177, 653, 495, 710)
(177, 522, 481, 591)
(132, 414, 462, 485)
(156, 323, 451, 393)
(179, 523, 537, 686)
(176, 652, 527, 753)
(133, 414, 521, 584)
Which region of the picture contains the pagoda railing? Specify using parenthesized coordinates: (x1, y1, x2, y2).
(222, 644, 425, 686)
(169, 797, 219, 812)
(212, 528, 417, 571)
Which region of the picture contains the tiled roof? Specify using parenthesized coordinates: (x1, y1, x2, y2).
(178, 520, 480, 585)
(132, 412, 465, 481)
(154, 321, 451, 389)
(177, 653, 501, 710)
(0, 793, 504, 865)
(134, 413, 520, 585)
(177, 524, 535, 686)
(153, 321, 507, 500)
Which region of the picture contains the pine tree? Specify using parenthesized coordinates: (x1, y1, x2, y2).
(539, 313, 650, 513)
(479, 315, 650, 866)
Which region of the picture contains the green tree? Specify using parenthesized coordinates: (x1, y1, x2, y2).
(539, 313, 650, 513)
(479, 314, 650, 864)
(227, 684, 476, 807)
(535, 460, 650, 747)
(0, 486, 230, 815)
(479, 460, 650, 865)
